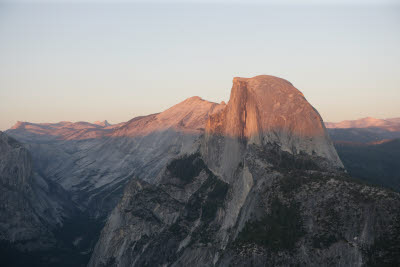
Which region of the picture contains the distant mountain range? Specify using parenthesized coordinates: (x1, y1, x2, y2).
(325, 117, 400, 131)
(325, 117, 400, 144)
(324, 116, 400, 192)
(1, 76, 400, 267)
(8, 120, 121, 141)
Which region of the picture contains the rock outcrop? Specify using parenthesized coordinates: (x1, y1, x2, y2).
(0, 131, 74, 250)
(0, 131, 109, 266)
(202, 75, 342, 183)
(89, 76, 400, 267)
(4, 75, 400, 266)
(93, 120, 112, 127)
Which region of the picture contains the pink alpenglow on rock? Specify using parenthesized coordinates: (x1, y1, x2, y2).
(112, 96, 225, 137)
(325, 117, 400, 132)
(204, 75, 343, 170)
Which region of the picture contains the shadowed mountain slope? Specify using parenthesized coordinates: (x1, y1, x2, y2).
(5, 97, 225, 219)
(89, 76, 400, 267)
(325, 117, 400, 192)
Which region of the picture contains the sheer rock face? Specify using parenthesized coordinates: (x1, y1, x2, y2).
(203, 75, 342, 183)
(0, 132, 73, 250)
(207, 76, 326, 138)
(89, 76, 400, 267)
(89, 148, 400, 267)
(6, 75, 400, 267)
(0, 131, 39, 244)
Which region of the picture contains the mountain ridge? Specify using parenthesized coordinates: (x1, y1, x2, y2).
(4, 96, 226, 220)
(325, 116, 400, 131)
(3, 75, 400, 267)
(88, 75, 400, 267)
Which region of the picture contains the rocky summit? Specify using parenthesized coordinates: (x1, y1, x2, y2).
(202, 75, 343, 183)
(2, 75, 400, 267)
(87, 76, 400, 267)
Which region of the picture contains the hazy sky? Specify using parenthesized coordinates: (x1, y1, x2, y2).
(0, 1, 399, 130)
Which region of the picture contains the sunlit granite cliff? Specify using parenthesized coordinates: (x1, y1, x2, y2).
(89, 76, 400, 267)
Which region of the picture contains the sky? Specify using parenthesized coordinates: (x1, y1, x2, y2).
(0, 0, 399, 130)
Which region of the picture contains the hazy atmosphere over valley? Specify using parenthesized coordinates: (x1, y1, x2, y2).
(0, 1, 399, 267)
